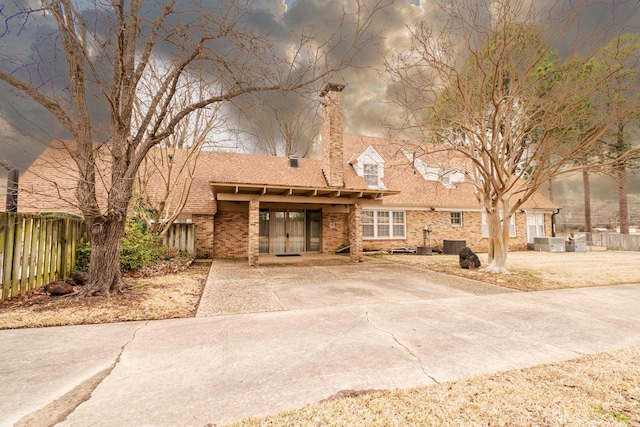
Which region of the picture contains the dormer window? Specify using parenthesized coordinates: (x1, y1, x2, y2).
(352, 145, 386, 189)
(364, 164, 379, 186)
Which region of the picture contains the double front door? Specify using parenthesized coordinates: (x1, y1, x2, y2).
(259, 209, 321, 254)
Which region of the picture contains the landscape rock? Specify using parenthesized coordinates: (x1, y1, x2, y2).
(44, 280, 75, 295)
(459, 246, 481, 269)
(66, 271, 90, 286)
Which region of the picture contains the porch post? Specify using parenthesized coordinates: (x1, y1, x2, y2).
(349, 202, 363, 262)
(248, 199, 260, 266)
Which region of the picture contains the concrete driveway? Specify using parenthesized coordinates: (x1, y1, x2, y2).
(196, 256, 518, 316)
(2, 257, 640, 426)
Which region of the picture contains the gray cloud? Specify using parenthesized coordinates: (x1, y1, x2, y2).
(1, 1, 639, 211)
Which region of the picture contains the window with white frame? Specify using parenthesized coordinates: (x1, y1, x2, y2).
(451, 211, 463, 226)
(363, 164, 379, 187)
(482, 212, 516, 237)
(363, 210, 375, 238)
(526, 212, 545, 243)
(354, 145, 386, 189)
(363, 210, 406, 238)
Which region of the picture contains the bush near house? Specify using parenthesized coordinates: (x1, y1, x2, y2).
(75, 219, 163, 272)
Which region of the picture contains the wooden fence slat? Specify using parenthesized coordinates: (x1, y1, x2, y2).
(28, 216, 41, 291)
(162, 223, 196, 254)
(2, 213, 16, 299)
(11, 214, 24, 298)
(20, 215, 33, 293)
(36, 217, 47, 289)
(52, 220, 61, 282)
(0, 212, 5, 284)
(43, 219, 53, 285)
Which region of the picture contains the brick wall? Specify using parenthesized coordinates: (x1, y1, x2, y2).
(248, 200, 260, 266)
(322, 212, 349, 252)
(349, 203, 363, 262)
(192, 214, 214, 259)
(214, 211, 249, 258)
(320, 83, 344, 187)
(363, 210, 534, 253)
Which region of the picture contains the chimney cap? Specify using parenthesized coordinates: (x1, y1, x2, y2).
(320, 82, 345, 97)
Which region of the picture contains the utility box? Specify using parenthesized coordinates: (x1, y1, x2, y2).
(443, 239, 466, 255)
(533, 237, 566, 252)
(566, 241, 587, 252)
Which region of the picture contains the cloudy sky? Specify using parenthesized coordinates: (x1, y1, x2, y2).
(0, 0, 639, 220)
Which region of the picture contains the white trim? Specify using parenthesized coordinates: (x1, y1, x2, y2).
(363, 209, 406, 239)
(450, 211, 463, 226)
(526, 212, 545, 243)
(353, 145, 386, 190)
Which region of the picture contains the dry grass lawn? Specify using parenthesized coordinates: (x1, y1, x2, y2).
(378, 249, 640, 291)
(227, 344, 640, 427)
(0, 261, 210, 329)
(2, 252, 639, 426)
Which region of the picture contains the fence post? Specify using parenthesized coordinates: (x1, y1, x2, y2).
(11, 214, 24, 298)
(1, 213, 16, 299)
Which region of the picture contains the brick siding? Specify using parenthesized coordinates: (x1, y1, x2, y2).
(192, 214, 214, 259)
(363, 210, 544, 253)
(322, 212, 349, 253)
(214, 211, 249, 258)
(349, 203, 363, 261)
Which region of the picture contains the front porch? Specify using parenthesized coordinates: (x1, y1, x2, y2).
(206, 182, 397, 266)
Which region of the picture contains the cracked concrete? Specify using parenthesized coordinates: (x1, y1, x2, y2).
(365, 309, 440, 384)
(2, 261, 640, 426)
(12, 321, 148, 427)
(0, 322, 146, 427)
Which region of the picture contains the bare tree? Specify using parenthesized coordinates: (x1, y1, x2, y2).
(132, 64, 226, 236)
(0, 0, 387, 296)
(386, 0, 639, 272)
(232, 90, 322, 157)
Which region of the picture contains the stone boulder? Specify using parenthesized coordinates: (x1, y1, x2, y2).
(459, 246, 481, 269)
(66, 271, 89, 286)
(44, 280, 75, 295)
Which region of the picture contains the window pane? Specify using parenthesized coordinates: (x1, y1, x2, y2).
(363, 210, 374, 224)
(377, 211, 389, 237)
(392, 211, 405, 237)
(393, 225, 405, 237)
(364, 164, 378, 186)
(451, 212, 462, 226)
(363, 224, 374, 238)
(509, 215, 516, 237)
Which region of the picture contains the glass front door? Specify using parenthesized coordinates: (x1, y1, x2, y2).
(259, 208, 321, 254)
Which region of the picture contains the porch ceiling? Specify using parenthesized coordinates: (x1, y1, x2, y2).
(209, 182, 399, 203)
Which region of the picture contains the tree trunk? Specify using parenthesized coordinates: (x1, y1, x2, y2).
(617, 166, 629, 234)
(81, 214, 127, 296)
(485, 210, 510, 273)
(583, 170, 592, 233)
(547, 178, 553, 203)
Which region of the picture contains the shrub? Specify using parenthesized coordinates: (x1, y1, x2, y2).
(74, 219, 163, 272)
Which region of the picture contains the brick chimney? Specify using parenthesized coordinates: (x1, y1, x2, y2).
(320, 82, 345, 188)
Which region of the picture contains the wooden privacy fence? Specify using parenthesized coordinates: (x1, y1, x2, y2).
(558, 232, 640, 251)
(1, 213, 87, 301)
(163, 222, 196, 255)
(601, 233, 640, 251)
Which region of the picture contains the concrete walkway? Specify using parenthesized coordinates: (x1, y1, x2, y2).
(1, 260, 640, 426)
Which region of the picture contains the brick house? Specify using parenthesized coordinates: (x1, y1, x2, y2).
(15, 83, 556, 264)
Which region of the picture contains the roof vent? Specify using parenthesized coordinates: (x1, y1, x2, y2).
(289, 157, 299, 168)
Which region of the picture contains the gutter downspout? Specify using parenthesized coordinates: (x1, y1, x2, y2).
(551, 208, 561, 237)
